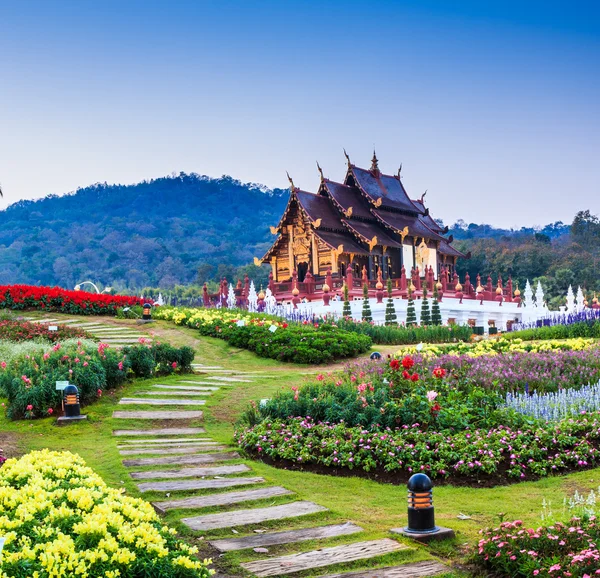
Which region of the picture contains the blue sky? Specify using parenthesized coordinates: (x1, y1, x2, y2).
(0, 0, 598, 227)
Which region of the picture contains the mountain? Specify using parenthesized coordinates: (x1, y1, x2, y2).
(0, 173, 287, 290)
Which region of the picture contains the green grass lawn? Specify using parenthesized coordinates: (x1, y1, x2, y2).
(2, 313, 599, 577)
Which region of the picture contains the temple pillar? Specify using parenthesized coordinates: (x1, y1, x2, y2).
(311, 234, 319, 274)
(368, 255, 374, 280)
(271, 257, 278, 282)
(330, 249, 339, 274)
(287, 225, 294, 276)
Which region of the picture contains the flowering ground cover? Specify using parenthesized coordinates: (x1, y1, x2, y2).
(0, 340, 194, 419)
(0, 450, 212, 578)
(475, 517, 600, 577)
(237, 345, 600, 484)
(509, 308, 600, 340)
(154, 306, 372, 364)
(0, 318, 89, 342)
(0, 284, 146, 316)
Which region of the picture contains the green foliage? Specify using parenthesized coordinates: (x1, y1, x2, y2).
(361, 283, 372, 322)
(420, 286, 431, 325)
(333, 318, 472, 344)
(508, 320, 600, 341)
(384, 278, 397, 326)
(342, 283, 351, 317)
(431, 283, 442, 326)
(406, 290, 417, 327)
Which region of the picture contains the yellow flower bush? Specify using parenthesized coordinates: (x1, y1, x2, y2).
(399, 337, 597, 358)
(0, 450, 213, 578)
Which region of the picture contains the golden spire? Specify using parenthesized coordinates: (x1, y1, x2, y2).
(343, 148, 351, 167)
(286, 171, 296, 191)
(370, 149, 379, 172)
(316, 161, 324, 182)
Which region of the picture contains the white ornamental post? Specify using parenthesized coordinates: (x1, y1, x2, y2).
(566, 285, 575, 313)
(247, 281, 258, 312)
(576, 286, 585, 312)
(535, 281, 545, 309)
(523, 280, 534, 308)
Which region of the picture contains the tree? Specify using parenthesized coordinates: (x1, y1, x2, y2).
(431, 283, 442, 326)
(406, 286, 417, 327)
(361, 282, 372, 322)
(420, 286, 431, 325)
(342, 283, 352, 317)
(572, 210, 600, 245)
(384, 278, 397, 325)
(196, 263, 215, 285)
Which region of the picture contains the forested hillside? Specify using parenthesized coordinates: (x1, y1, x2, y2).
(0, 173, 287, 291)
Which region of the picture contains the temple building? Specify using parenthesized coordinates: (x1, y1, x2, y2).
(262, 152, 467, 290)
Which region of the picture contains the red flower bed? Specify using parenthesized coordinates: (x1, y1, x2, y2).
(0, 285, 146, 316)
(0, 319, 89, 342)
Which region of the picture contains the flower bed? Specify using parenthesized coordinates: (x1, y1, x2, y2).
(475, 517, 600, 577)
(0, 341, 194, 419)
(331, 317, 473, 345)
(154, 307, 371, 364)
(0, 318, 89, 342)
(0, 450, 211, 578)
(235, 413, 600, 484)
(401, 337, 596, 357)
(0, 284, 146, 316)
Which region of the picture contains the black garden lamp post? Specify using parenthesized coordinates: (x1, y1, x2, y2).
(142, 303, 153, 320)
(370, 351, 382, 360)
(390, 473, 455, 542)
(63, 385, 81, 418)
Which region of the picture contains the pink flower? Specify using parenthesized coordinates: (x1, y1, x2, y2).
(43, 353, 50, 360)
(171, 362, 177, 369)
(47, 408, 53, 415)
(83, 361, 88, 367)
(426, 391, 438, 403)
(0, 361, 6, 369)
(97, 389, 102, 397)
(118, 361, 124, 371)
(316, 374, 324, 381)
(26, 404, 33, 411)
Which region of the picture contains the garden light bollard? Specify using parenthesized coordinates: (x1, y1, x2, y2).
(390, 473, 455, 542)
(405, 473, 436, 533)
(142, 303, 153, 320)
(63, 384, 81, 417)
(370, 351, 382, 360)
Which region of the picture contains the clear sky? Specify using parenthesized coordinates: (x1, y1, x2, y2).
(0, 0, 598, 228)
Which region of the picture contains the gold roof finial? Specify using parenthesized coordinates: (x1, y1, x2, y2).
(286, 171, 296, 191)
(316, 161, 324, 182)
(371, 149, 379, 172)
(343, 148, 351, 167)
(397, 163, 403, 179)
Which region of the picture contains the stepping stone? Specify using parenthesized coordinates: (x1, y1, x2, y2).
(201, 376, 253, 383)
(130, 464, 251, 480)
(182, 501, 327, 531)
(154, 486, 293, 513)
(90, 327, 137, 332)
(123, 451, 238, 467)
(138, 476, 265, 493)
(118, 398, 206, 406)
(189, 366, 224, 370)
(113, 427, 205, 436)
(160, 384, 220, 390)
(240, 539, 407, 577)
(112, 410, 203, 420)
(318, 560, 449, 578)
(118, 441, 220, 449)
(209, 522, 364, 552)
(119, 438, 212, 445)
(120, 445, 225, 456)
(138, 390, 212, 397)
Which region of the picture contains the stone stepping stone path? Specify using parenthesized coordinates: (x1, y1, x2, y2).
(181, 501, 327, 531)
(113, 427, 205, 436)
(154, 486, 293, 513)
(113, 410, 204, 420)
(137, 476, 266, 493)
(209, 522, 364, 552)
(106, 364, 448, 578)
(130, 464, 251, 480)
(120, 445, 226, 456)
(123, 452, 239, 467)
(319, 560, 450, 578)
(118, 398, 206, 406)
(240, 539, 407, 577)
